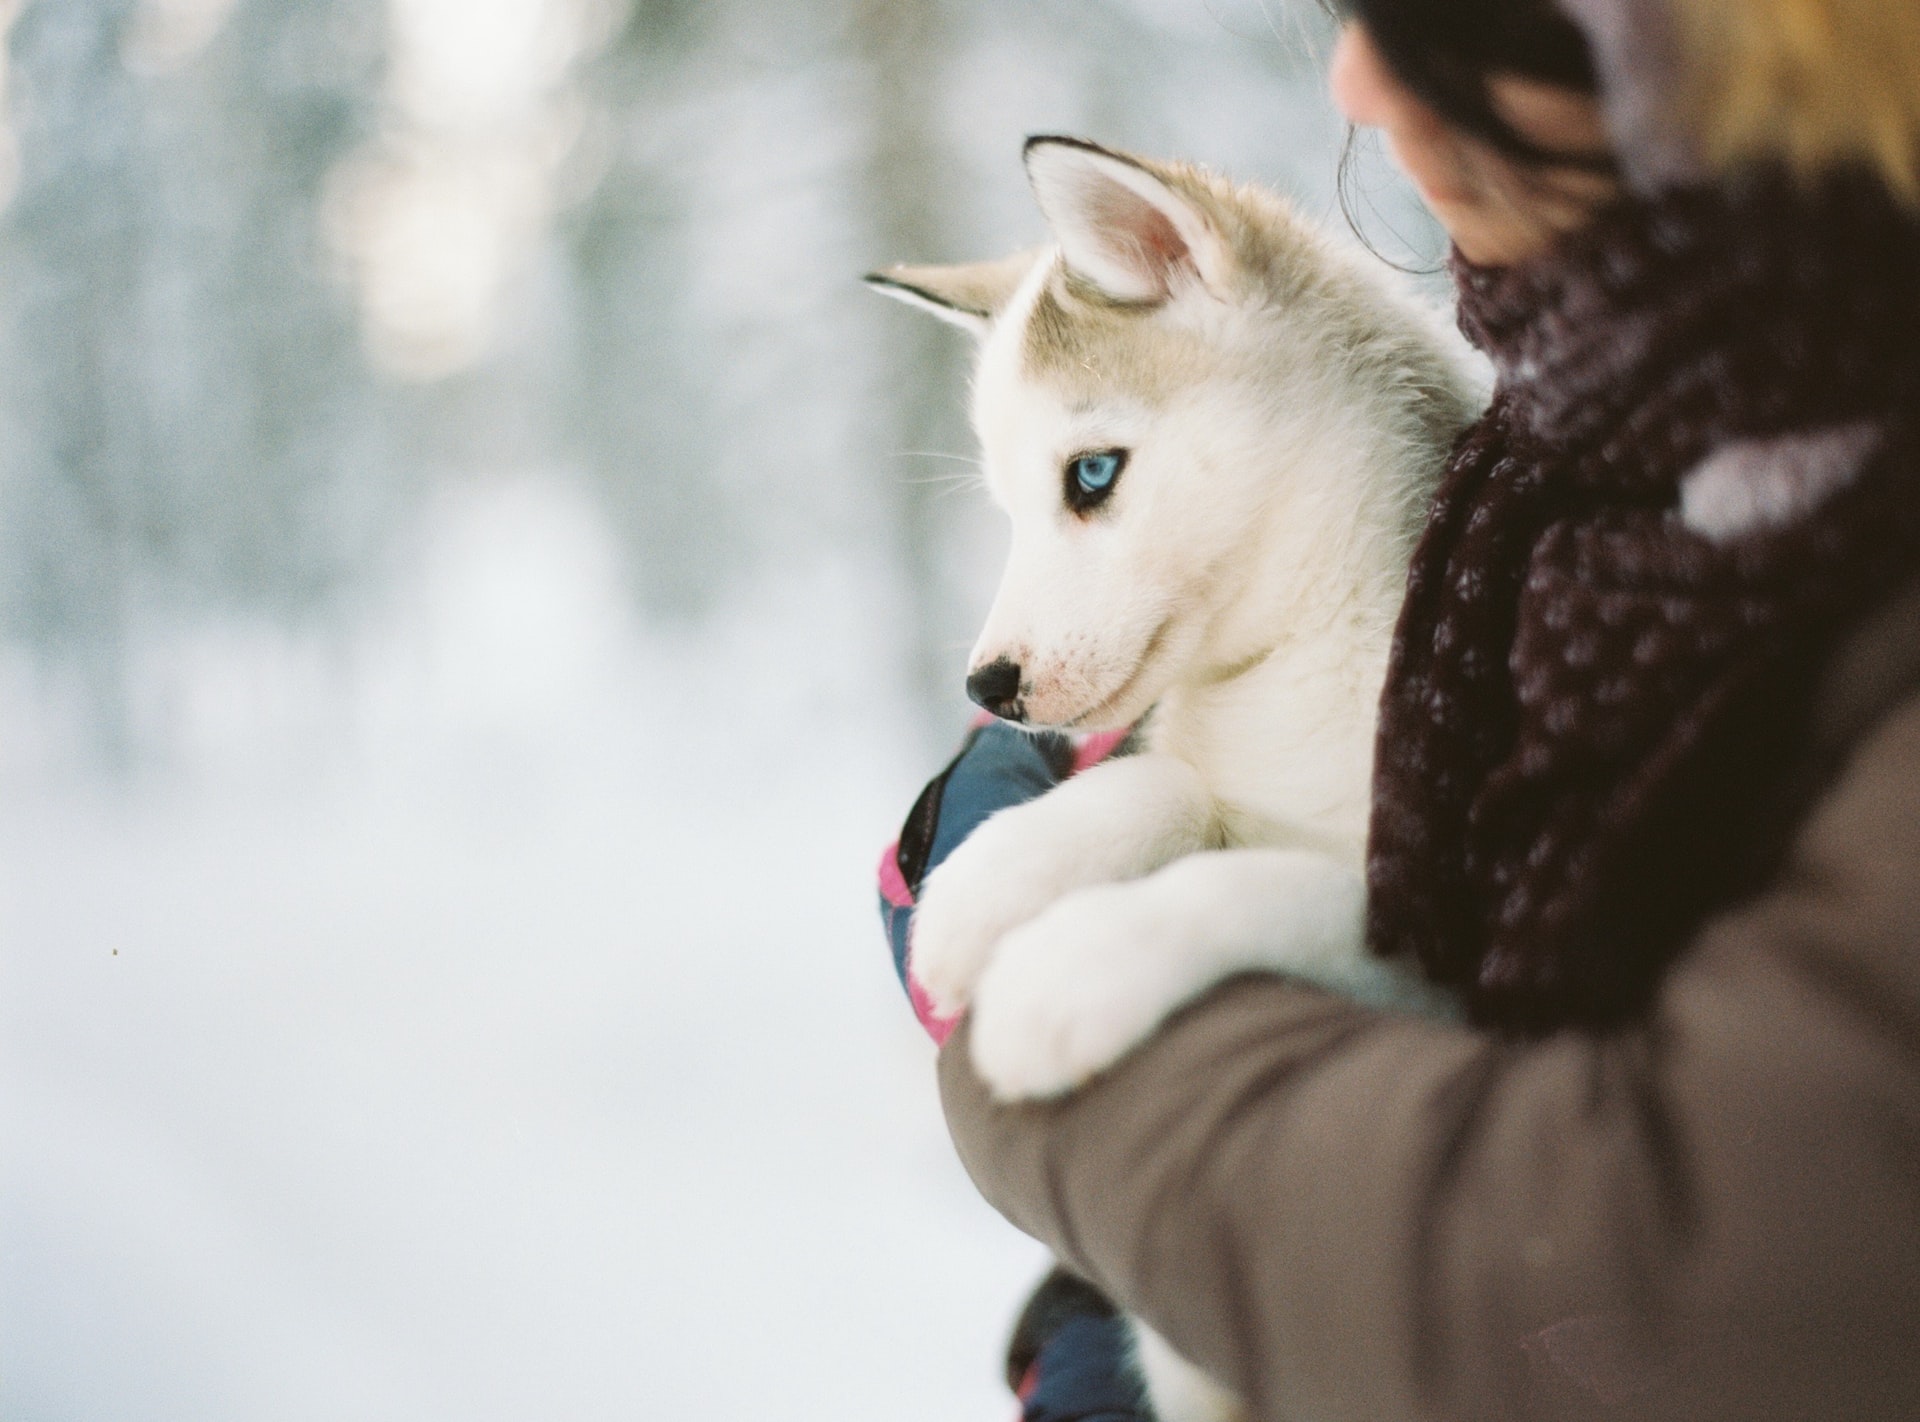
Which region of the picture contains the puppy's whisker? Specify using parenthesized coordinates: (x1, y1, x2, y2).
(891, 450, 983, 467)
(895, 474, 988, 505)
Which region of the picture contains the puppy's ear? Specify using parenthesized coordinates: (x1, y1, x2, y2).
(864, 250, 1042, 336)
(1024, 136, 1234, 305)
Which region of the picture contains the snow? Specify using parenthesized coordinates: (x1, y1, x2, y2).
(0, 476, 1049, 1422)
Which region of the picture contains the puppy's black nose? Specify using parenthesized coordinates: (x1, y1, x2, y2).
(966, 658, 1024, 720)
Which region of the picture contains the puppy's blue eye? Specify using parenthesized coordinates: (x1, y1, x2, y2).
(1075, 452, 1120, 491)
(1064, 448, 1128, 513)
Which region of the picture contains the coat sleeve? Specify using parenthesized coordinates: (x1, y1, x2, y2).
(937, 691, 1920, 1422)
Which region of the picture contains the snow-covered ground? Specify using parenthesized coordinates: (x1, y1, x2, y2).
(0, 476, 1048, 1421)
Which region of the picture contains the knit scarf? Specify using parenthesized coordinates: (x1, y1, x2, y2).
(1365, 172, 1920, 1033)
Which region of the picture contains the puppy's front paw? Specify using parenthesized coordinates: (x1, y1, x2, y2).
(909, 814, 1064, 1017)
(908, 869, 1002, 1020)
(968, 882, 1191, 1101)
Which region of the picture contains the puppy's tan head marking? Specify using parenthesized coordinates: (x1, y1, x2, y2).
(1020, 273, 1217, 406)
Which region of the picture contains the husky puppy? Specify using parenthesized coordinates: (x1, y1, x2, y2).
(869, 137, 1479, 1422)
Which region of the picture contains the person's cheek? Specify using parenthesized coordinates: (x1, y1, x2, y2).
(1385, 115, 1478, 209)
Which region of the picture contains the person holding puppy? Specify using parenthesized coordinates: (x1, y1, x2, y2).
(885, 0, 1920, 1416)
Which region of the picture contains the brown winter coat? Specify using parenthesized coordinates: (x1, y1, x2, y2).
(940, 571, 1920, 1420)
(938, 177, 1920, 1421)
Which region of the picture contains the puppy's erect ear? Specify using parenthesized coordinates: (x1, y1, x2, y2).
(864, 250, 1042, 336)
(1024, 136, 1234, 305)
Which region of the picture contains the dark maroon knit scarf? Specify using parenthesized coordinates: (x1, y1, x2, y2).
(1365, 172, 1920, 1034)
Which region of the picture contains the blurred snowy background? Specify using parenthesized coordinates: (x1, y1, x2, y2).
(0, 0, 1441, 1417)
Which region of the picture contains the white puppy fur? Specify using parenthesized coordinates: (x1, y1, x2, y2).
(870, 137, 1480, 1422)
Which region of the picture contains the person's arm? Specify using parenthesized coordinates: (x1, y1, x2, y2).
(939, 690, 1920, 1422)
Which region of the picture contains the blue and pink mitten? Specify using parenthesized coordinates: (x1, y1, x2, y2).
(878, 720, 1149, 1422)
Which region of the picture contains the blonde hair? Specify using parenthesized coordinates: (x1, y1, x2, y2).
(1674, 0, 1920, 199)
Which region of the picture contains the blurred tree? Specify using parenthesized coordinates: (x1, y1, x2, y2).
(558, 0, 737, 621)
(851, 0, 980, 732)
(0, 0, 391, 750)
